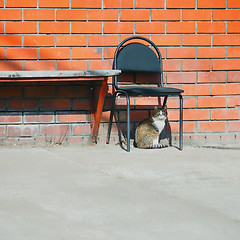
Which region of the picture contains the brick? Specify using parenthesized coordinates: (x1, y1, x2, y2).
(228, 0, 240, 8)
(0, 9, 22, 20)
(57, 86, 87, 97)
(88, 9, 118, 21)
(212, 59, 240, 71)
(119, 110, 149, 122)
(0, 48, 4, 59)
(197, 72, 226, 83)
(197, 47, 226, 59)
(167, 47, 195, 59)
(0, 22, 3, 33)
(24, 35, 55, 47)
(118, 34, 151, 44)
(7, 48, 38, 60)
(56, 113, 86, 123)
(24, 60, 55, 70)
(72, 22, 102, 34)
(24, 9, 55, 20)
(228, 47, 240, 58)
(228, 22, 240, 34)
(57, 9, 87, 21)
(213, 10, 240, 21)
(228, 121, 240, 132)
(199, 121, 226, 133)
(40, 48, 70, 60)
(72, 0, 101, 8)
(197, 22, 226, 34)
(152, 10, 180, 21)
(227, 71, 240, 83)
(39, 0, 69, 8)
(0, 0, 3, 7)
(152, 35, 181, 46)
(0, 126, 5, 137)
(212, 109, 239, 120)
(8, 99, 38, 111)
(56, 35, 87, 47)
(24, 113, 54, 123)
(184, 109, 210, 121)
(0, 35, 22, 47)
(8, 125, 39, 137)
(0, 115, 22, 124)
(134, 97, 158, 108)
(6, 22, 37, 34)
(135, 0, 164, 8)
(88, 35, 119, 47)
(170, 121, 196, 133)
(72, 124, 91, 135)
(72, 47, 102, 59)
(136, 22, 165, 34)
(182, 59, 211, 71)
(183, 97, 196, 109)
(41, 125, 70, 136)
(198, 0, 226, 8)
(40, 99, 71, 110)
(121, 10, 150, 21)
(166, 72, 196, 84)
(103, 0, 133, 9)
(104, 22, 134, 34)
(6, 0, 37, 7)
(162, 60, 181, 71)
(56, 60, 88, 70)
(183, 35, 211, 46)
(183, 84, 211, 96)
(167, 22, 195, 34)
(213, 35, 240, 46)
(88, 60, 113, 70)
(73, 99, 90, 110)
(212, 84, 240, 95)
(182, 10, 211, 21)
(39, 22, 70, 34)
(198, 96, 226, 108)
(104, 47, 116, 59)
(0, 61, 22, 71)
(228, 96, 240, 107)
(25, 86, 55, 98)
(167, 0, 195, 8)
(166, 96, 196, 109)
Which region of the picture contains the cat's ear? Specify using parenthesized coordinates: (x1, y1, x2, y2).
(154, 106, 158, 111)
(162, 105, 167, 111)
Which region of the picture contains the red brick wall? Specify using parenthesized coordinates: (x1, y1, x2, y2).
(0, 0, 239, 146)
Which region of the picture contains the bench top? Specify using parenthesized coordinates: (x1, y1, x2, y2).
(0, 70, 121, 81)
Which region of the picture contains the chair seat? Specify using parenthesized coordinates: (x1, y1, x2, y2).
(117, 86, 183, 96)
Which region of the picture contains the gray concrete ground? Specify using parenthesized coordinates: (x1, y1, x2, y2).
(0, 145, 239, 240)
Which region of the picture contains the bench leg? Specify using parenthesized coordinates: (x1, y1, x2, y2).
(91, 78, 108, 143)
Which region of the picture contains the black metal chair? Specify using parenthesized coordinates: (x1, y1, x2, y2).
(106, 36, 184, 151)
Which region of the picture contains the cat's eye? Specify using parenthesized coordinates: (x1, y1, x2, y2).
(157, 112, 160, 115)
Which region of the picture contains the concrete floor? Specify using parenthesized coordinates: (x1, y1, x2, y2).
(0, 145, 239, 240)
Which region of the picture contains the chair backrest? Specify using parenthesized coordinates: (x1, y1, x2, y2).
(113, 36, 163, 88)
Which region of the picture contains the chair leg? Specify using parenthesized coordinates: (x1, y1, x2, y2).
(162, 96, 168, 108)
(179, 95, 183, 150)
(126, 94, 130, 152)
(106, 93, 116, 144)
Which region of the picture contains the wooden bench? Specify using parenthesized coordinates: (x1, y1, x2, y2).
(0, 70, 121, 143)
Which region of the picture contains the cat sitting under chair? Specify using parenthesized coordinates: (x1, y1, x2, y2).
(135, 105, 168, 149)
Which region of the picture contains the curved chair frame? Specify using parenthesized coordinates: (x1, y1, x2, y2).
(106, 36, 183, 151)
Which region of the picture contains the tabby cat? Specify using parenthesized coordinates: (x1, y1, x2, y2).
(135, 105, 167, 149)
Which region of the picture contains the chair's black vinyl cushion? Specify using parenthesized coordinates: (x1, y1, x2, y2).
(116, 43, 161, 73)
(117, 86, 184, 96)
